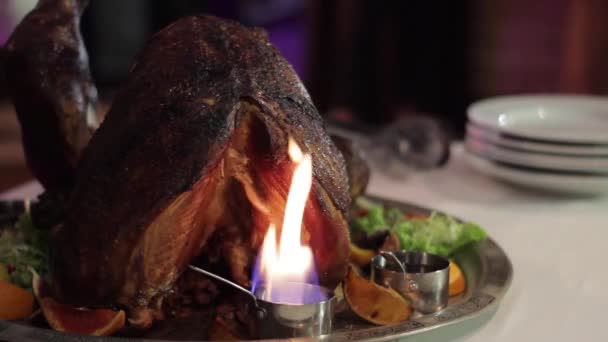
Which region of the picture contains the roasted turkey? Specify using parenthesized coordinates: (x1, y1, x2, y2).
(5, 0, 353, 331)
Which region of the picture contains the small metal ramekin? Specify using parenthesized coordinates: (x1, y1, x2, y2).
(252, 282, 335, 338)
(371, 250, 449, 313)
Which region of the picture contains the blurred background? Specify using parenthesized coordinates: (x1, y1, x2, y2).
(1, 0, 608, 190)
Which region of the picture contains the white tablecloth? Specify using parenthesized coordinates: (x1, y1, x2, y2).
(3, 144, 608, 341)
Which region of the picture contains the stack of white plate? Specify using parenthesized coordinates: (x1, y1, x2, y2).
(465, 95, 608, 195)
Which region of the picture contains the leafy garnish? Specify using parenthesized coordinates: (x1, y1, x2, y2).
(392, 212, 486, 256)
(353, 206, 387, 234)
(352, 200, 487, 256)
(0, 213, 49, 290)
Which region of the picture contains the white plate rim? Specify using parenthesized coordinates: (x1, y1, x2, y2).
(465, 136, 608, 174)
(467, 94, 608, 145)
(465, 151, 608, 195)
(466, 123, 608, 156)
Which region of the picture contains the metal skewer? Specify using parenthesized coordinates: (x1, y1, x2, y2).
(187, 265, 258, 303)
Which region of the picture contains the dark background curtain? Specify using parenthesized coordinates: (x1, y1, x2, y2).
(307, 0, 470, 134)
(3, 0, 608, 135)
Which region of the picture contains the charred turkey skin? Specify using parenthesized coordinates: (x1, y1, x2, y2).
(51, 15, 351, 327)
(4, 0, 98, 192)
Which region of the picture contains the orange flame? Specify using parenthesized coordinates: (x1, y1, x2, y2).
(257, 138, 315, 301)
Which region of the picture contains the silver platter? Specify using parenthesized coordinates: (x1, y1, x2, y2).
(0, 196, 512, 341)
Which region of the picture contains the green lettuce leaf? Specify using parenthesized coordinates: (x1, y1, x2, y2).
(0, 213, 49, 290)
(352, 206, 387, 234)
(393, 212, 486, 256)
(352, 201, 487, 256)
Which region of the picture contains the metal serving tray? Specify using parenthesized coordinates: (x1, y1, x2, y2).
(0, 195, 512, 342)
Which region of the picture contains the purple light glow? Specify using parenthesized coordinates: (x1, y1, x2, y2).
(254, 281, 329, 305)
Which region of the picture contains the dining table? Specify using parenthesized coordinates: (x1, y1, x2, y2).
(2, 143, 607, 342)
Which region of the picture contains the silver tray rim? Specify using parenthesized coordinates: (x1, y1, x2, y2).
(0, 196, 513, 342)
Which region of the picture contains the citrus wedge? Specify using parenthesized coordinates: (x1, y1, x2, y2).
(33, 270, 126, 336)
(343, 265, 411, 325)
(448, 261, 466, 296)
(349, 243, 376, 267)
(38, 297, 126, 336)
(0, 279, 35, 320)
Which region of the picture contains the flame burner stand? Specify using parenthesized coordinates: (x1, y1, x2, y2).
(252, 282, 336, 338)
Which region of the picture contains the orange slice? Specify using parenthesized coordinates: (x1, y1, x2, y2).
(38, 297, 126, 336)
(32, 270, 126, 336)
(448, 261, 466, 296)
(0, 279, 35, 320)
(349, 243, 375, 267)
(343, 265, 411, 325)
